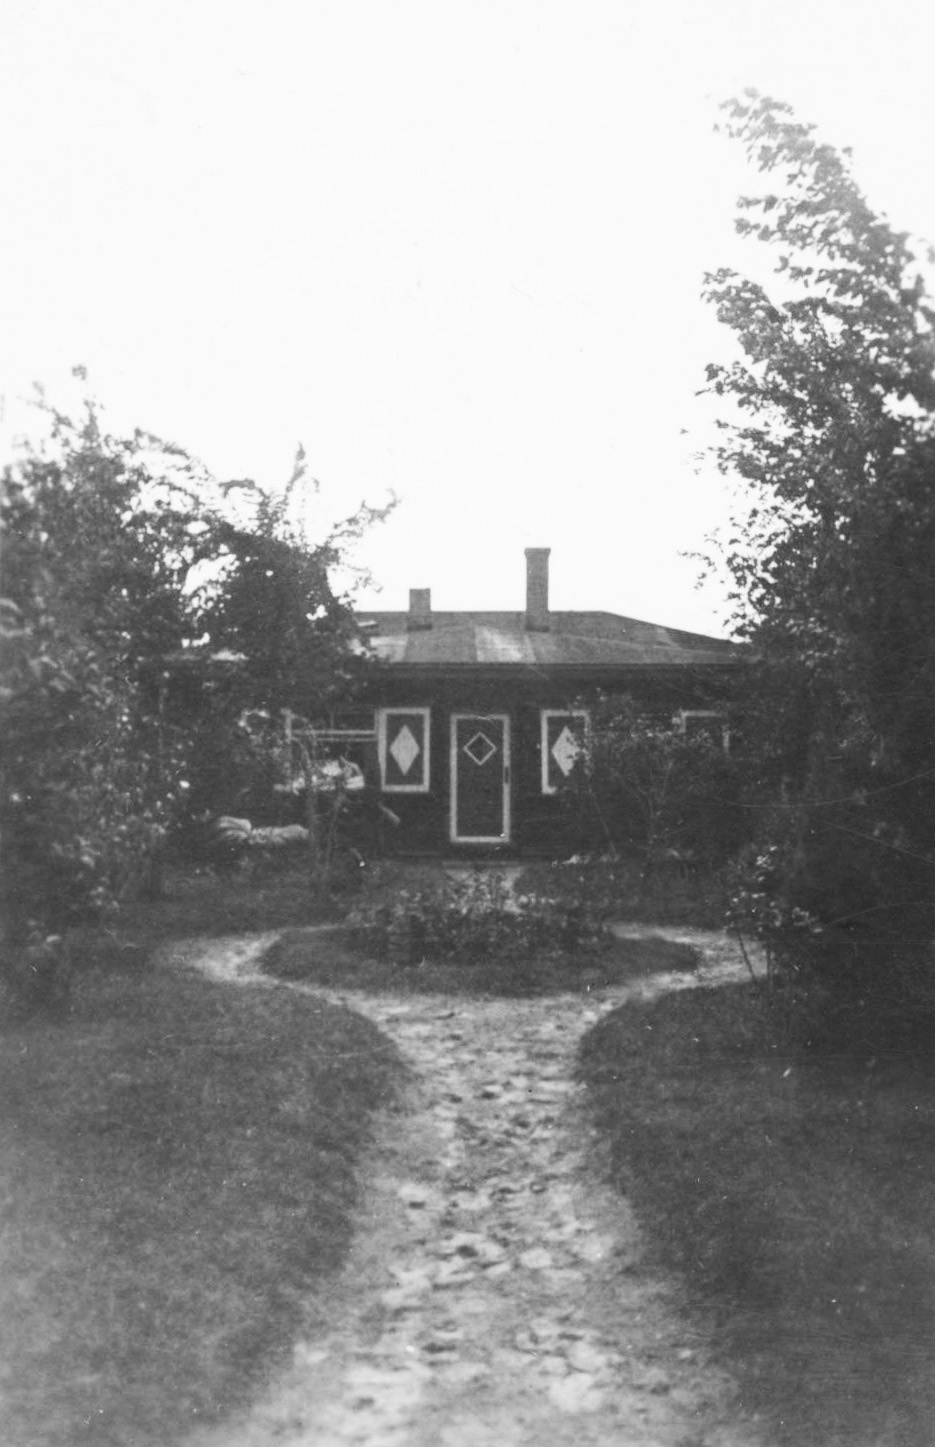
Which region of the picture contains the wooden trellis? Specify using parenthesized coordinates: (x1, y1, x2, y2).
(280, 710, 376, 894)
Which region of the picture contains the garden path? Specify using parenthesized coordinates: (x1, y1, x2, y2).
(185, 927, 765, 1447)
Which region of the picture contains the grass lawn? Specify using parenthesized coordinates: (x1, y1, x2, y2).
(578, 983, 935, 1447)
(117, 856, 349, 938)
(261, 925, 700, 995)
(0, 952, 404, 1447)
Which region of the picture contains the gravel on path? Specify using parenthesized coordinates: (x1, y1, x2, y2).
(181, 928, 766, 1447)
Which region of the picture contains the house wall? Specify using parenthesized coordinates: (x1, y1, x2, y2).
(370, 691, 578, 857)
(353, 667, 736, 858)
(364, 676, 563, 856)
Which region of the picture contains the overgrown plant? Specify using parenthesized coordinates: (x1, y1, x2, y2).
(348, 870, 607, 965)
(0, 390, 211, 942)
(564, 697, 743, 886)
(177, 451, 394, 897)
(1, 382, 392, 966)
(189, 450, 393, 726)
(701, 93, 935, 990)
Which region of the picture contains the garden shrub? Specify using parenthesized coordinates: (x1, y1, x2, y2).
(697, 96, 935, 1045)
(0, 925, 149, 1022)
(561, 696, 745, 872)
(518, 853, 730, 928)
(347, 869, 608, 965)
(725, 796, 935, 1051)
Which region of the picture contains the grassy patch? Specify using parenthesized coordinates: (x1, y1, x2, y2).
(516, 857, 730, 928)
(579, 984, 935, 1446)
(0, 958, 404, 1447)
(262, 925, 698, 995)
(117, 858, 348, 940)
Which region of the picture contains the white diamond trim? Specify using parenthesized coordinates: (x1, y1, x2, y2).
(463, 731, 497, 767)
(551, 725, 581, 777)
(540, 710, 590, 794)
(389, 724, 421, 776)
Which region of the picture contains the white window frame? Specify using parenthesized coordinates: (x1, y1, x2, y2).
(541, 709, 590, 795)
(377, 707, 432, 793)
(674, 709, 730, 754)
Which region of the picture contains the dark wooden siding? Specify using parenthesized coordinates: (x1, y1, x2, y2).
(358, 666, 737, 858)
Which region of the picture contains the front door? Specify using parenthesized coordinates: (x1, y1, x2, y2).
(450, 714, 511, 845)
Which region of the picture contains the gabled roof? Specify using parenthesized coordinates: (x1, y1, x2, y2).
(358, 610, 743, 669)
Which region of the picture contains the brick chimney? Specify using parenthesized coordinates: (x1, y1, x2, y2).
(524, 548, 550, 631)
(407, 587, 432, 630)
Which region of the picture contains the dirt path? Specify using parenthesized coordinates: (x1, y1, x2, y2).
(183, 929, 766, 1447)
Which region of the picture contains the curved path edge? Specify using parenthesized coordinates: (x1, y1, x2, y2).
(168, 927, 767, 1447)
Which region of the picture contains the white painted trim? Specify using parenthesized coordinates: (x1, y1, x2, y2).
(300, 728, 376, 742)
(541, 709, 590, 795)
(674, 709, 731, 754)
(378, 707, 431, 792)
(450, 713, 511, 845)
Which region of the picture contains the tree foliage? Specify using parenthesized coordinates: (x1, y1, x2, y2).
(568, 699, 741, 874)
(1, 391, 389, 942)
(704, 93, 935, 955)
(1, 398, 213, 938)
(176, 450, 392, 831)
(193, 448, 390, 716)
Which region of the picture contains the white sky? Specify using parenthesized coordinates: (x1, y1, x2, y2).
(2, 0, 934, 636)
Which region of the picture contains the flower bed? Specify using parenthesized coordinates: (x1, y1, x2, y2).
(348, 869, 607, 964)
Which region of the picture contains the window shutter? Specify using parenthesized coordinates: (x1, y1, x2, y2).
(541, 710, 589, 794)
(675, 710, 730, 753)
(379, 708, 431, 792)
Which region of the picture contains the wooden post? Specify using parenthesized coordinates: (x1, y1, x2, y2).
(297, 735, 323, 901)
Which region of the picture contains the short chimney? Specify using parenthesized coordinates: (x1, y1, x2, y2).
(407, 587, 432, 630)
(525, 548, 551, 631)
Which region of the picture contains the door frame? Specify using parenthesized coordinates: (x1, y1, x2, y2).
(449, 713, 511, 845)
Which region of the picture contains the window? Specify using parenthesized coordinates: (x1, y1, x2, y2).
(541, 710, 590, 794)
(377, 708, 431, 792)
(674, 710, 730, 753)
(323, 708, 377, 739)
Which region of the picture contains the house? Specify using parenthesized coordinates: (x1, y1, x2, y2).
(327, 548, 745, 858)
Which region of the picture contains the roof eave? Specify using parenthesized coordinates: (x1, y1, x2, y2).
(371, 657, 747, 678)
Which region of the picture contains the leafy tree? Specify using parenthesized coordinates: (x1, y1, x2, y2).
(570, 698, 741, 878)
(1, 390, 391, 943)
(703, 93, 935, 963)
(0, 394, 221, 940)
(177, 451, 393, 863)
(193, 448, 390, 718)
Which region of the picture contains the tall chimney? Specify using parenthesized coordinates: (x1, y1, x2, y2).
(524, 548, 550, 631)
(407, 587, 432, 630)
